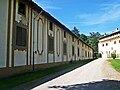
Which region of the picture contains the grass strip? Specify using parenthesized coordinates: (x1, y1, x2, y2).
(108, 59, 120, 72)
(0, 60, 91, 90)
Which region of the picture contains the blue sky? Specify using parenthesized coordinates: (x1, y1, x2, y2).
(34, 0, 120, 35)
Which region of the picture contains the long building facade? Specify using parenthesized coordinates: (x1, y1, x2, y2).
(98, 29, 120, 58)
(0, 0, 93, 78)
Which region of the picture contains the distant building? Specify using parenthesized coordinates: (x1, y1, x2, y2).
(98, 28, 120, 58)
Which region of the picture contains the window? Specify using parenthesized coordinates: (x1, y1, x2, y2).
(48, 36, 54, 52)
(63, 42, 67, 54)
(15, 26, 27, 48)
(114, 41, 116, 44)
(72, 36, 74, 42)
(88, 52, 89, 57)
(85, 51, 87, 57)
(78, 48, 79, 56)
(106, 43, 108, 46)
(49, 21, 53, 31)
(111, 47, 113, 50)
(64, 31, 66, 38)
(72, 46, 74, 56)
(102, 44, 104, 47)
(90, 52, 91, 57)
(82, 49, 84, 57)
(18, 2, 26, 15)
(82, 43, 84, 47)
(119, 40, 120, 43)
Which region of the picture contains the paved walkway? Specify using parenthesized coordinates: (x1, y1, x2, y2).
(32, 58, 120, 90)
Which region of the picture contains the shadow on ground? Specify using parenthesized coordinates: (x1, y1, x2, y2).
(48, 79, 120, 90)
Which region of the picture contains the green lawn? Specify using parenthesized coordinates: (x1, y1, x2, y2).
(108, 59, 120, 72)
(0, 60, 92, 90)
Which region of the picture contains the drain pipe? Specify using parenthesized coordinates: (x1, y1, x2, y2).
(33, 10, 43, 71)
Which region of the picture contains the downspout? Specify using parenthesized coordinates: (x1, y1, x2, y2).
(33, 10, 43, 71)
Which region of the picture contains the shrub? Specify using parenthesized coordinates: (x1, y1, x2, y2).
(79, 59, 82, 61)
(111, 53, 116, 59)
(97, 53, 102, 58)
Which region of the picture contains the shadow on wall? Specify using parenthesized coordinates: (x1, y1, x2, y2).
(48, 79, 120, 90)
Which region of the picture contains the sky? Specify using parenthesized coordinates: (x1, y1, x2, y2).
(34, 0, 120, 35)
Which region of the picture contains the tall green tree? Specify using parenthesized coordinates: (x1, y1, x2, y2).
(89, 32, 101, 38)
(87, 32, 102, 58)
(71, 26, 102, 58)
(72, 27, 80, 37)
(80, 34, 88, 42)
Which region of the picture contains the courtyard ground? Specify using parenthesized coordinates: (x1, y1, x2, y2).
(31, 58, 120, 90)
(11, 58, 120, 90)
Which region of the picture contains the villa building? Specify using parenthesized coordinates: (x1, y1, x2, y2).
(98, 28, 120, 58)
(0, 0, 93, 78)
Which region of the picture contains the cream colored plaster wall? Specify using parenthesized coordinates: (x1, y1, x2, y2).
(0, 0, 8, 67)
(14, 50, 26, 66)
(99, 35, 120, 58)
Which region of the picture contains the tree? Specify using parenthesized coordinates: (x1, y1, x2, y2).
(71, 27, 103, 58)
(89, 32, 101, 38)
(72, 27, 80, 37)
(111, 53, 116, 59)
(80, 34, 87, 42)
(87, 32, 102, 58)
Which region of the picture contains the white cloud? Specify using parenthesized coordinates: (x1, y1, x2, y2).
(76, 1, 120, 26)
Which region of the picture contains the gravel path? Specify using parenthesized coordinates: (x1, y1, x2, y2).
(32, 58, 120, 90)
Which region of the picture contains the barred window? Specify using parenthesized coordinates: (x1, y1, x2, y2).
(114, 41, 116, 44)
(78, 40, 79, 45)
(88, 52, 89, 57)
(85, 51, 87, 57)
(15, 26, 27, 47)
(18, 1, 26, 15)
(72, 36, 74, 42)
(63, 42, 67, 54)
(64, 31, 66, 38)
(72, 46, 74, 56)
(102, 44, 104, 47)
(78, 48, 79, 56)
(49, 21, 53, 31)
(111, 47, 113, 50)
(106, 43, 108, 46)
(82, 49, 84, 57)
(48, 36, 54, 52)
(90, 52, 91, 57)
(82, 43, 84, 47)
